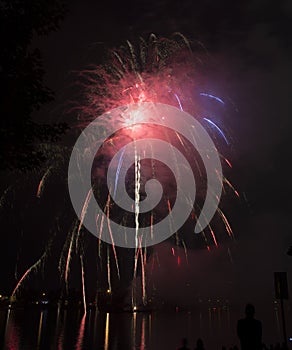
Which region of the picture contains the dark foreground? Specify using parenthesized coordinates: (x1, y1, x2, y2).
(0, 302, 291, 350)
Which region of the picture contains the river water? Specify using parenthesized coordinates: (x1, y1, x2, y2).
(0, 302, 291, 350)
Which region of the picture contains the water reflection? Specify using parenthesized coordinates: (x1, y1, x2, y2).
(57, 308, 66, 350)
(104, 313, 109, 350)
(0, 302, 290, 350)
(4, 309, 20, 349)
(75, 314, 86, 350)
(36, 310, 46, 349)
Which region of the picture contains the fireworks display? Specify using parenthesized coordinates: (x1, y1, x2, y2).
(5, 33, 239, 312)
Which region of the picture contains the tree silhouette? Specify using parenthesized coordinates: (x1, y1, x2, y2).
(0, 0, 68, 171)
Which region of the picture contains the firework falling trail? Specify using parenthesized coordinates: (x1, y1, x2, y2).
(62, 187, 93, 293)
(174, 93, 183, 111)
(223, 156, 233, 169)
(223, 178, 240, 198)
(9, 33, 239, 306)
(133, 144, 141, 307)
(217, 207, 234, 238)
(105, 194, 120, 280)
(134, 148, 141, 249)
(113, 148, 125, 198)
(200, 92, 225, 105)
(106, 245, 111, 292)
(203, 118, 229, 145)
(80, 254, 87, 313)
(36, 167, 52, 198)
(62, 190, 92, 292)
(132, 245, 140, 308)
(77, 189, 93, 240)
(172, 90, 217, 253)
(126, 121, 149, 308)
(61, 187, 120, 301)
(11, 227, 57, 298)
(11, 249, 48, 298)
(209, 226, 218, 248)
(163, 91, 193, 259)
(63, 227, 76, 292)
(192, 203, 219, 248)
(60, 188, 109, 297)
(140, 246, 147, 305)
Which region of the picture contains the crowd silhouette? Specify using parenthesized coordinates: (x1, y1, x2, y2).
(176, 304, 290, 350)
(177, 337, 289, 350)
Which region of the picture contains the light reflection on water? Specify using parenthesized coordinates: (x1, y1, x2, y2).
(0, 303, 290, 350)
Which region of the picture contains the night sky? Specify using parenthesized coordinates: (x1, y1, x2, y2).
(1, 0, 292, 305)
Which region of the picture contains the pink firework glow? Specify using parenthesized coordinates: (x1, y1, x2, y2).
(10, 34, 238, 312)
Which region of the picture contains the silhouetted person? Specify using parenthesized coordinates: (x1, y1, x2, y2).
(178, 338, 190, 350)
(194, 338, 205, 350)
(237, 304, 262, 350)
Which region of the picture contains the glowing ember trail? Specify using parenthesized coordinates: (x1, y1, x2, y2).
(9, 33, 239, 310)
(36, 167, 52, 198)
(80, 254, 87, 314)
(64, 228, 76, 290)
(11, 249, 48, 298)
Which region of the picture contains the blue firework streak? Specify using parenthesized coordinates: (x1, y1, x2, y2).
(203, 118, 229, 145)
(200, 92, 225, 105)
(173, 92, 229, 145)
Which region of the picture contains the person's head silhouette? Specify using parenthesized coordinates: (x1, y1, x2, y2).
(245, 303, 255, 318)
(195, 338, 205, 349)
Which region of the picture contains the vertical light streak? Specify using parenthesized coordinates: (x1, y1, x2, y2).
(80, 254, 87, 314)
(104, 313, 110, 350)
(64, 228, 76, 292)
(106, 194, 120, 279)
(140, 316, 146, 350)
(106, 245, 111, 292)
(134, 149, 141, 248)
(140, 246, 146, 305)
(37, 311, 44, 349)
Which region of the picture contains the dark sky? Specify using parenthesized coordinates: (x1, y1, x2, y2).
(1, 0, 292, 305)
